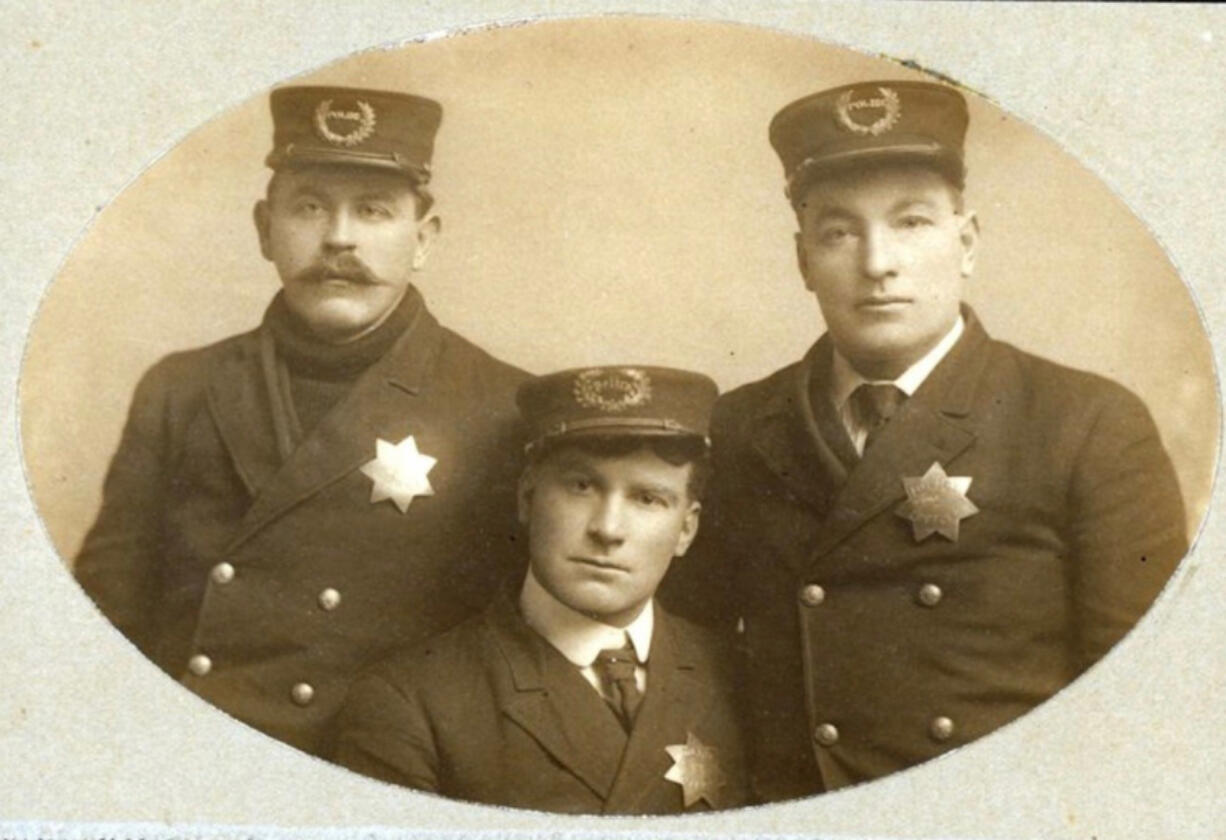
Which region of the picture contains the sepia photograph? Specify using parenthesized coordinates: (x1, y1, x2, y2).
(3, 2, 1224, 838)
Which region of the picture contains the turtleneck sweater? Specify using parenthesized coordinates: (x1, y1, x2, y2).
(261, 286, 422, 443)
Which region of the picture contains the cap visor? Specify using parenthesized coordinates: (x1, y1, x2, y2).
(789, 144, 963, 199)
(266, 147, 424, 179)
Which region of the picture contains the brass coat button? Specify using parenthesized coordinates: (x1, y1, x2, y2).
(799, 583, 826, 607)
(929, 715, 955, 741)
(813, 722, 839, 747)
(291, 682, 315, 706)
(917, 582, 943, 607)
(187, 654, 212, 676)
(317, 588, 342, 611)
(210, 562, 235, 584)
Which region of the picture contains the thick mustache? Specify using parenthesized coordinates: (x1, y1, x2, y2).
(293, 255, 376, 285)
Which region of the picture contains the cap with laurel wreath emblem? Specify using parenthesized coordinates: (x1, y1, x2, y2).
(769, 80, 969, 206)
(265, 85, 443, 184)
(517, 366, 718, 450)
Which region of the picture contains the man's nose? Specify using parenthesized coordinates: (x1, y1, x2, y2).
(860, 224, 899, 281)
(323, 208, 357, 250)
(586, 496, 627, 547)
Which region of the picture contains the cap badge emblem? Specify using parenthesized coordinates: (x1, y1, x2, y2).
(313, 98, 377, 147)
(573, 368, 652, 413)
(835, 86, 901, 137)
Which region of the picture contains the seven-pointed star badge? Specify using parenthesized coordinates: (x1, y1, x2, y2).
(359, 435, 437, 513)
(895, 461, 979, 542)
(664, 731, 727, 809)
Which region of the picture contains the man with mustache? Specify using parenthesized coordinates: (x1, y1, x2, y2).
(663, 80, 1188, 799)
(74, 85, 526, 756)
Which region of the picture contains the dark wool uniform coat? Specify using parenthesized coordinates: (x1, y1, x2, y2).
(74, 298, 527, 754)
(662, 309, 1187, 800)
(331, 592, 750, 814)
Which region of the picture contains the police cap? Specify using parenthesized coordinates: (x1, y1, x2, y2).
(265, 85, 443, 184)
(517, 366, 718, 451)
(770, 80, 968, 206)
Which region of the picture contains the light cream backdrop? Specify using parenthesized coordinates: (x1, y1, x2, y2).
(3, 3, 1224, 839)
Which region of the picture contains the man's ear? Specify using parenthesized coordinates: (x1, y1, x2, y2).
(411, 214, 441, 271)
(516, 467, 535, 526)
(673, 500, 702, 557)
(958, 210, 979, 279)
(253, 200, 273, 261)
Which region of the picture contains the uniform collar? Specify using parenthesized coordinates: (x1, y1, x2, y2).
(518, 568, 654, 666)
(829, 314, 965, 409)
(262, 284, 425, 381)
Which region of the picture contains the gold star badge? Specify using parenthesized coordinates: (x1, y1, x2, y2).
(664, 731, 727, 809)
(895, 461, 979, 542)
(359, 435, 436, 513)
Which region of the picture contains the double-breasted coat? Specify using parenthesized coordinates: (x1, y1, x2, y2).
(74, 297, 527, 754)
(331, 592, 750, 814)
(663, 309, 1187, 800)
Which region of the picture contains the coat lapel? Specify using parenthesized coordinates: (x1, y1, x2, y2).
(206, 331, 283, 497)
(218, 306, 446, 551)
(605, 612, 713, 813)
(489, 595, 628, 802)
(748, 338, 849, 512)
(810, 312, 991, 560)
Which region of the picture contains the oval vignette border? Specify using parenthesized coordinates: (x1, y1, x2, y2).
(5, 5, 1225, 838)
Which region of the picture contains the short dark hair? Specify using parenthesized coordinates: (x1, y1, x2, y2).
(526, 435, 711, 502)
(264, 167, 435, 219)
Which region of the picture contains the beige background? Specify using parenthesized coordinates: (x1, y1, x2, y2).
(3, 2, 1224, 839)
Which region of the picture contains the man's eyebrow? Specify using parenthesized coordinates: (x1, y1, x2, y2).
(631, 480, 681, 502)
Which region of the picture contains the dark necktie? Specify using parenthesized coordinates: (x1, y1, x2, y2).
(593, 644, 643, 732)
(850, 383, 906, 452)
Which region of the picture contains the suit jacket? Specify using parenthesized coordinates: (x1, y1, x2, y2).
(662, 309, 1187, 799)
(331, 592, 750, 814)
(74, 296, 528, 754)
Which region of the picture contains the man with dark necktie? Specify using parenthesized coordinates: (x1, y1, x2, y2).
(663, 79, 1188, 800)
(332, 366, 749, 814)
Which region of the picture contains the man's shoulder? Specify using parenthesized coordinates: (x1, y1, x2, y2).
(711, 357, 805, 432)
(717, 358, 802, 406)
(656, 605, 738, 673)
(980, 334, 1150, 416)
(360, 606, 501, 695)
(143, 327, 260, 374)
(129, 328, 261, 399)
(434, 323, 530, 388)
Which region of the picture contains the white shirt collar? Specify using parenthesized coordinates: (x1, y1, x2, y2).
(830, 314, 965, 409)
(518, 568, 654, 667)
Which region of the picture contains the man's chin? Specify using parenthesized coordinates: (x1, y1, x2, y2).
(840, 334, 929, 379)
(296, 307, 382, 344)
(288, 285, 409, 343)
